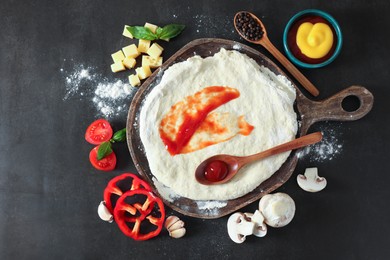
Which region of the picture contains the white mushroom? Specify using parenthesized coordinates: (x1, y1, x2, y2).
(259, 193, 295, 228)
(165, 216, 186, 238)
(97, 201, 113, 223)
(244, 210, 267, 237)
(297, 167, 327, 192)
(227, 212, 255, 243)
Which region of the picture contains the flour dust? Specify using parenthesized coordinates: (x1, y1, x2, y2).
(297, 124, 344, 162)
(61, 64, 137, 118)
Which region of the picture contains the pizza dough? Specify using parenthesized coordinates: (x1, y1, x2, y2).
(139, 49, 297, 200)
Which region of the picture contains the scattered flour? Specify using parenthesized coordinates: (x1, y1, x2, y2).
(232, 43, 242, 50)
(62, 64, 137, 118)
(193, 14, 235, 36)
(196, 201, 228, 210)
(297, 125, 343, 162)
(64, 65, 94, 99)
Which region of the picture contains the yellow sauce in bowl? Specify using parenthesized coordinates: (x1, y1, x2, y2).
(296, 22, 334, 59)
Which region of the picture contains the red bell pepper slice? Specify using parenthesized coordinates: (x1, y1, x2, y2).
(113, 189, 165, 241)
(103, 173, 151, 213)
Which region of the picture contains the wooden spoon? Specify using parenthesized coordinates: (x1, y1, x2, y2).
(234, 11, 320, 97)
(195, 132, 323, 185)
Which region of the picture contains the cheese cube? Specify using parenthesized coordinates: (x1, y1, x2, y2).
(122, 44, 140, 58)
(111, 62, 126, 73)
(160, 38, 170, 42)
(142, 55, 163, 69)
(144, 22, 158, 34)
(135, 66, 152, 80)
(122, 25, 133, 39)
(138, 39, 151, 53)
(147, 43, 164, 59)
(129, 74, 141, 87)
(111, 50, 125, 63)
(122, 57, 136, 69)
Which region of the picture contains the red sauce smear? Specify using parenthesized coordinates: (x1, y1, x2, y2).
(204, 160, 229, 182)
(159, 86, 242, 155)
(287, 15, 337, 64)
(180, 114, 254, 154)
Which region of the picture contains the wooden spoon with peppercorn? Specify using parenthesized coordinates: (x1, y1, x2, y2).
(234, 11, 320, 97)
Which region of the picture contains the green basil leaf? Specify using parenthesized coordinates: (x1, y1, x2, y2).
(127, 26, 157, 40)
(156, 27, 163, 37)
(97, 141, 113, 160)
(111, 128, 126, 143)
(157, 24, 185, 40)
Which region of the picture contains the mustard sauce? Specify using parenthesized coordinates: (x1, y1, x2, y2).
(296, 22, 334, 59)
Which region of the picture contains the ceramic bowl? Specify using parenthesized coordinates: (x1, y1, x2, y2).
(283, 9, 343, 68)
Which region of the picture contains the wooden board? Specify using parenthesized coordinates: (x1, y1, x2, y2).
(126, 38, 374, 219)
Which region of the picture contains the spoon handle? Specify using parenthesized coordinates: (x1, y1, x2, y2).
(261, 37, 320, 97)
(241, 132, 323, 165)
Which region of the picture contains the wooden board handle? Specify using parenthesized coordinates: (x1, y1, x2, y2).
(298, 85, 374, 134)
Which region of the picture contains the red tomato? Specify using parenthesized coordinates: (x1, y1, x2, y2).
(89, 146, 116, 171)
(85, 119, 113, 145)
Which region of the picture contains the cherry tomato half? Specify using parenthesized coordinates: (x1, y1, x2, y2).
(85, 119, 113, 145)
(89, 146, 116, 171)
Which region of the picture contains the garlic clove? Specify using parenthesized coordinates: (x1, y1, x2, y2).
(170, 227, 186, 238)
(97, 201, 113, 223)
(164, 215, 180, 229)
(169, 220, 185, 231)
(165, 215, 186, 239)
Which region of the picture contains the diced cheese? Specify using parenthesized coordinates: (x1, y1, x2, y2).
(122, 57, 136, 69)
(122, 25, 133, 39)
(138, 39, 151, 53)
(142, 55, 163, 68)
(147, 43, 164, 59)
(144, 22, 158, 34)
(129, 74, 141, 87)
(111, 50, 125, 63)
(136, 66, 152, 80)
(111, 62, 126, 73)
(160, 38, 170, 42)
(122, 44, 140, 58)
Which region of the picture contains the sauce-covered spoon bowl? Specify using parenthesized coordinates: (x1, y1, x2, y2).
(195, 132, 323, 185)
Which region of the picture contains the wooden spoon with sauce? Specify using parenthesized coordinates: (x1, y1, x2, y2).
(195, 132, 322, 185)
(234, 11, 320, 97)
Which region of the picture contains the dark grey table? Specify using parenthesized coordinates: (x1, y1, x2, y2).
(1, 0, 389, 259)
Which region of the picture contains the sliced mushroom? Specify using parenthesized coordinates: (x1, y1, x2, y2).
(259, 193, 295, 228)
(244, 210, 267, 237)
(97, 201, 113, 223)
(227, 212, 255, 243)
(297, 167, 327, 192)
(165, 216, 186, 238)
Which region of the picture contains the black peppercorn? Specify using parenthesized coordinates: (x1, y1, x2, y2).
(235, 12, 264, 41)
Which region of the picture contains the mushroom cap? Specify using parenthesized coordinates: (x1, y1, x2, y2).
(259, 193, 295, 228)
(227, 212, 255, 243)
(297, 167, 327, 192)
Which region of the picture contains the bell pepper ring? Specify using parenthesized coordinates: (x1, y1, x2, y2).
(114, 189, 165, 241)
(103, 173, 151, 214)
